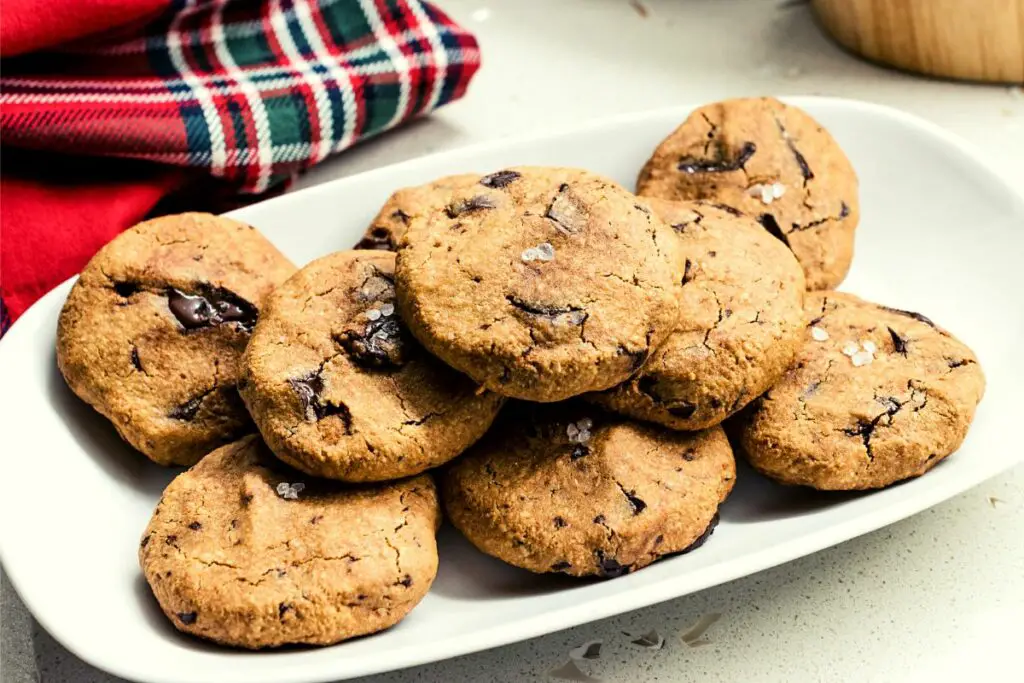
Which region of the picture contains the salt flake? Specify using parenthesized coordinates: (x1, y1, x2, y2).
(748, 182, 786, 205)
(366, 308, 382, 321)
(276, 482, 306, 500)
(811, 326, 829, 341)
(380, 303, 395, 317)
(861, 340, 877, 354)
(842, 341, 860, 357)
(851, 351, 873, 367)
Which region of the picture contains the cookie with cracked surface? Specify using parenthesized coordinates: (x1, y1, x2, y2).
(736, 292, 985, 490)
(140, 435, 441, 649)
(355, 174, 480, 250)
(442, 403, 735, 578)
(588, 199, 806, 430)
(636, 97, 859, 290)
(395, 166, 685, 402)
(240, 250, 504, 482)
(56, 213, 295, 466)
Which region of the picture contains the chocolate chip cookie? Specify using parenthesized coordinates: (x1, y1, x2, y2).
(240, 250, 504, 482)
(736, 292, 985, 490)
(443, 403, 735, 578)
(637, 97, 859, 290)
(395, 167, 685, 402)
(140, 435, 441, 649)
(355, 174, 480, 250)
(56, 213, 295, 466)
(589, 199, 806, 430)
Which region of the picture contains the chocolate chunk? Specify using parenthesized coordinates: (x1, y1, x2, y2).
(667, 402, 697, 419)
(758, 213, 790, 246)
(947, 358, 971, 369)
(176, 611, 197, 625)
(278, 603, 293, 619)
(710, 203, 743, 216)
(130, 346, 142, 371)
(398, 575, 413, 587)
(506, 295, 586, 325)
(618, 344, 648, 372)
(546, 183, 589, 234)
(654, 534, 664, 546)
(337, 315, 409, 368)
(839, 201, 850, 219)
(289, 371, 352, 428)
(594, 550, 630, 578)
(356, 226, 394, 251)
(390, 209, 411, 224)
(678, 141, 756, 173)
(888, 327, 908, 355)
(682, 450, 696, 461)
(553, 516, 568, 528)
(634, 203, 651, 214)
(165, 535, 178, 545)
(623, 489, 647, 515)
(167, 286, 257, 332)
(140, 534, 151, 548)
(169, 394, 204, 421)
(446, 195, 495, 218)
(551, 561, 572, 572)
(114, 281, 139, 299)
(880, 306, 936, 328)
(188, 521, 202, 531)
(593, 514, 606, 524)
(681, 259, 694, 286)
(479, 170, 522, 189)
(571, 444, 590, 460)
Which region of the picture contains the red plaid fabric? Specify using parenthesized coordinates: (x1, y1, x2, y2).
(0, 0, 481, 333)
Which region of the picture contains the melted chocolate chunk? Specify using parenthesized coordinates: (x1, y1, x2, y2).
(888, 327, 908, 355)
(169, 394, 204, 421)
(167, 286, 257, 332)
(758, 213, 790, 246)
(289, 371, 352, 427)
(546, 183, 589, 234)
(595, 550, 630, 578)
(176, 611, 197, 625)
(551, 561, 572, 572)
(479, 170, 522, 189)
(880, 306, 936, 328)
(678, 141, 756, 173)
(355, 226, 394, 251)
(446, 195, 495, 218)
(337, 315, 409, 368)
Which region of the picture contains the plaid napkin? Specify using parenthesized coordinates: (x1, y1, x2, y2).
(0, 0, 481, 334)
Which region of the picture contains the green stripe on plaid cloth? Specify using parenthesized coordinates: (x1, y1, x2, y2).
(0, 0, 481, 193)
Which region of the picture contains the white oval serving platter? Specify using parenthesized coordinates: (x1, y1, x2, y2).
(1, 97, 1022, 683)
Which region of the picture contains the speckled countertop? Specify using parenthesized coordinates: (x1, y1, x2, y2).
(3, 1, 1023, 681)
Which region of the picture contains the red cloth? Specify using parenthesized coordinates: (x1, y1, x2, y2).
(0, 0, 481, 334)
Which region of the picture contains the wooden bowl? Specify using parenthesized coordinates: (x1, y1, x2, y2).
(812, 0, 1024, 83)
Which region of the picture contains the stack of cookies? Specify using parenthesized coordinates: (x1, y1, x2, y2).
(56, 97, 985, 651)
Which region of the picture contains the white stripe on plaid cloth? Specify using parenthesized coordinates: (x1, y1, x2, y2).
(358, 0, 411, 132)
(166, 0, 229, 174)
(211, 0, 274, 189)
(407, 0, 448, 113)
